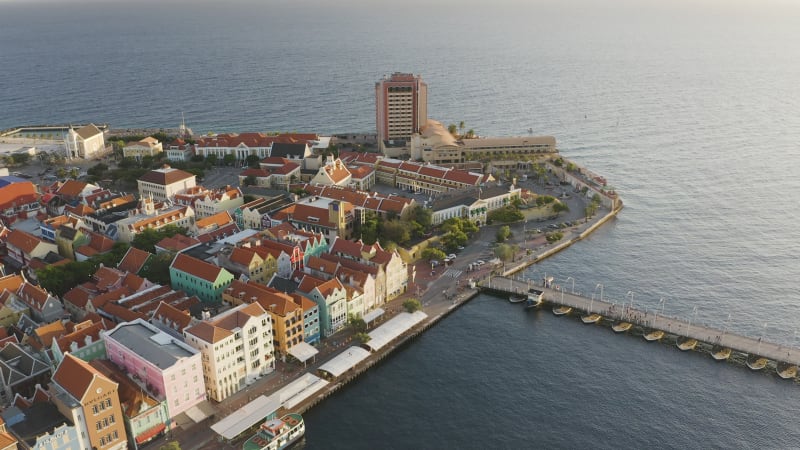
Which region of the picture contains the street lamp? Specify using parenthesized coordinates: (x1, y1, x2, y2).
(687, 306, 698, 337)
(757, 322, 767, 354)
(594, 284, 603, 302)
(565, 276, 575, 294)
(625, 291, 636, 310)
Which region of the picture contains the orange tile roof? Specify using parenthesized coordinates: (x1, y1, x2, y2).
(56, 320, 107, 353)
(229, 247, 260, 267)
(316, 277, 344, 298)
(138, 167, 195, 185)
(6, 229, 46, 254)
(152, 301, 193, 333)
(297, 273, 327, 294)
(65, 203, 96, 217)
(63, 285, 93, 308)
(0, 274, 24, 293)
(34, 320, 66, 347)
(290, 293, 317, 312)
(184, 321, 232, 343)
(56, 180, 89, 198)
(118, 247, 153, 273)
(305, 256, 338, 275)
(17, 282, 51, 311)
(195, 211, 233, 230)
(171, 253, 227, 282)
(156, 234, 200, 252)
(53, 353, 112, 401)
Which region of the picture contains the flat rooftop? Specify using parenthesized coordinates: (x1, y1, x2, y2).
(106, 320, 197, 369)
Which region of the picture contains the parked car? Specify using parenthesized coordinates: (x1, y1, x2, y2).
(457, 246, 465, 250)
(475, 260, 485, 266)
(448, 254, 456, 260)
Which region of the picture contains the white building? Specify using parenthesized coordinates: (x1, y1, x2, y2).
(183, 303, 275, 402)
(137, 165, 196, 202)
(115, 199, 195, 243)
(65, 124, 106, 159)
(123, 137, 163, 160)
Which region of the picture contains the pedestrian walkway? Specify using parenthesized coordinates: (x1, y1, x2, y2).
(443, 268, 462, 278)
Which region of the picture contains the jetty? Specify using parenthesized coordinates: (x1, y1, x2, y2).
(480, 275, 799, 377)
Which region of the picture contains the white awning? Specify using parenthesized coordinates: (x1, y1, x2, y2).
(362, 307, 385, 323)
(274, 373, 329, 409)
(365, 311, 427, 352)
(288, 341, 319, 363)
(211, 395, 280, 440)
(317, 346, 371, 378)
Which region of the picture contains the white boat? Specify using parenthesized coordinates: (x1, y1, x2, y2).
(710, 346, 731, 361)
(509, 294, 527, 303)
(612, 322, 632, 333)
(525, 289, 544, 309)
(581, 313, 602, 324)
(746, 357, 768, 371)
(552, 305, 572, 316)
(643, 330, 664, 341)
(677, 338, 697, 351)
(777, 363, 797, 379)
(243, 413, 305, 450)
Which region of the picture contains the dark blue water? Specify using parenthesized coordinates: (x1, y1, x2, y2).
(3, 1, 800, 447)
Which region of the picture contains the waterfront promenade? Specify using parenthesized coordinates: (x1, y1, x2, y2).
(483, 275, 800, 368)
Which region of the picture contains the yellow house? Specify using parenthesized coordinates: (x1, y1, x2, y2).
(123, 137, 163, 160)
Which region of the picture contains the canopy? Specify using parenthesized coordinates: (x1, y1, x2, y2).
(288, 341, 319, 363)
(274, 373, 329, 409)
(364, 311, 427, 352)
(317, 346, 370, 378)
(362, 307, 385, 323)
(211, 395, 280, 440)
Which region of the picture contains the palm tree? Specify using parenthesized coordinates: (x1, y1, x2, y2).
(466, 129, 475, 139)
(459, 121, 465, 137)
(448, 124, 457, 136)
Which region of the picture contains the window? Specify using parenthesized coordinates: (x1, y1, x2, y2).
(96, 422, 102, 431)
(109, 415, 115, 424)
(92, 405, 99, 415)
(105, 398, 111, 408)
(112, 430, 119, 440)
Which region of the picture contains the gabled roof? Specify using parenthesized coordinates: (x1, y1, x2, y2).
(6, 229, 46, 254)
(73, 123, 103, 140)
(270, 142, 308, 159)
(52, 353, 112, 402)
(16, 282, 52, 311)
(316, 277, 345, 298)
(290, 292, 317, 312)
(171, 253, 229, 283)
(305, 256, 338, 276)
(297, 273, 327, 294)
(184, 320, 231, 343)
(195, 211, 233, 230)
(240, 168, 271, 178)
(55, 320, 108, 353)
(138, 166, 195, 185)
(229, 247, 261, 267)
(117, 247, 153, 274)
(151, 301, 193, 334)
(0, 274, 24, 293)
(56, 180, 89, 198)
(156, 234, 200, 252)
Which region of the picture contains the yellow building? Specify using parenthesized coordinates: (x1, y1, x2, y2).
(123, 137, 163, 160)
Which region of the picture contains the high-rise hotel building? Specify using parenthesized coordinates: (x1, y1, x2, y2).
(375, 73, 428, 143)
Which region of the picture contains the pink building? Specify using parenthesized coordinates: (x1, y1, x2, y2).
(102, 319, 206, 422)
(375, 72, 428, 143)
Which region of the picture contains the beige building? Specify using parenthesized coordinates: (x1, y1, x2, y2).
(183, 303, 275, 402)
(375, 72, 427, 144)
(66, 124, 106, 159)
(115, 199, 195, 243)
(123, 137, 163, 160)
(137, 165, 196, 202)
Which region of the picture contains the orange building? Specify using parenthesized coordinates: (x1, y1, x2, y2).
(50, 354, 127, 450)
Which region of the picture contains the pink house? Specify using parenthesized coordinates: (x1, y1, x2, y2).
(102, 319, 206, 422)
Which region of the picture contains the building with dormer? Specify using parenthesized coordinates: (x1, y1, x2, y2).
(296, 274, 347, 338)
(183, 302, 274, 402)
(49, 354, 127, 450)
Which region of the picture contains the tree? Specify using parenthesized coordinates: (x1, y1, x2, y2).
(131, 225, 187, 253)
(466, 129, 475, 139)
(223, 154, 236, 166)
(88, 163, 108, 177)
(355, 211, 380, 244)
(160, 442, 181, 450)
(56, 167, 67, 179)
(69, 168, 80, 179)
(421, 247, 447, 261)
(552, 202, 570, 216)
(496, 225, 511, 242)
(380, 219, 410, 246)
(348, 315, 367, 333)
(411, 205, 432, 230)
(243, 175, 257, 187)
(403, 298, 422, 313)
(459, 121, 465, 137)
(545, 231, 564, 244)
(11, 153, 30, 165)
(494, 243, 517, 262)
(448, 124, 457, 136)
(139, 251, 175, 285)
(354, 332, 371, 344)
(246, 154, 261, 169)
(205, 154, 218, 167)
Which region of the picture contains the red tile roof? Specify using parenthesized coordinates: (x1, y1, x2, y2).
(6, 229, 46, 254)
(171, 253, 227, 283)
(53, 353, 112, 401)
(152, 301, 193, 334)
(56, 180, 89, 199)
(117, 247, 153, 273)
(195, 211, 233, 230)
(138, 167, 195, 185)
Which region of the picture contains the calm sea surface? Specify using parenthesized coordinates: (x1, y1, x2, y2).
(3, 1, 800, 448)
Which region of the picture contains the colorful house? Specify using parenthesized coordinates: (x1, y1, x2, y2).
(103, 319, 206, 422)
(5, 229, 58, 268)
(169, 253, 234, 304)
(183, 303, 275, 402)
(49, 354, 127, 450)
(296, 275, 347, 338)
(291, 293, 320, 345)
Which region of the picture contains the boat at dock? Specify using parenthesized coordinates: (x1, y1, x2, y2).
(746, 356, 768, 371)
(552, 305, 572, 316)
(643, 330, 664, 341)
(509, 294, 527, 303)
(581, 313, 602, 324)
(612, 322, 632, 333)
(711, 346, 731, 361)
(243, 413, 305, 450)
(525, 289, 544, 309)
(677, 338, 698, 351)
(777, 362, 797, 379)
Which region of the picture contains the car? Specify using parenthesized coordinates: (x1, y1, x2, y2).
(448, 254, 456, 260)
(457, 246, 465, 250)
(475, 260, 485, 266)
(548, 224, 559, 229)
